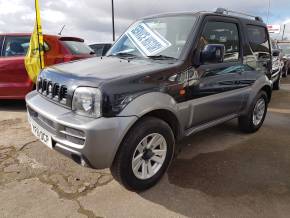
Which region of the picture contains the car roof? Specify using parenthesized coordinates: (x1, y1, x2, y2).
(140, 11, 266, 27)
(0, 33, 56, 37)
(0, 33, 29, 36)
(0, 33, 85, 41)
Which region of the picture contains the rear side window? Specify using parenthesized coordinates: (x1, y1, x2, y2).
(247, 25, 270, 57)
(0, 36, 4, 56)
(200, 21, 240, 62)
(62, 40, 94, 55)
(3, 36, 30, 57)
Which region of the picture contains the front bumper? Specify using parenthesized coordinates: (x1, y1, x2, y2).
(26, 91, 138, 169)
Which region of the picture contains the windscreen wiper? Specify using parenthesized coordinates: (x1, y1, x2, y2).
(147, 55, 177, 60)
(109, 53, 138, 59)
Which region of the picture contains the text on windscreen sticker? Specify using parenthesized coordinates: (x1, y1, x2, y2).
(126, 23, 171, 56)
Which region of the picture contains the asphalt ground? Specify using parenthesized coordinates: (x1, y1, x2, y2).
(0, 77, 290, 218)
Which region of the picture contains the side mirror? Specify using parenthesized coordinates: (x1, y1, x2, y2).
(272, 50, 280, 57)
(200, 44, 225, 64)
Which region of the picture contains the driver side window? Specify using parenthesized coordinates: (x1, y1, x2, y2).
(200, 21, 240, 64)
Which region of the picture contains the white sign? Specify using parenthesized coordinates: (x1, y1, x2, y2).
(126, 23, 171, 56)
(267, 25, 281, 34)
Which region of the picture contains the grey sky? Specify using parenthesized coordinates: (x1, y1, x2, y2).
(0, 0, 290, 43)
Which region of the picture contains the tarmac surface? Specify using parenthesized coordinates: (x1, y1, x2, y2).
(0, 77, 290, 218)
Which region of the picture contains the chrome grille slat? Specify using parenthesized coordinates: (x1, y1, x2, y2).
(53, 83, 60, 100)
(37, 78, 68, 106)
(42, 79, 47, 95)
(47, 81, 53, 97)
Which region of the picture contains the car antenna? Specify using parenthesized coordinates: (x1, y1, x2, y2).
(58, 25, 66, 36)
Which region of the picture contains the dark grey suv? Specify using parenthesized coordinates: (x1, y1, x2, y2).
(26, 8, 272, 191)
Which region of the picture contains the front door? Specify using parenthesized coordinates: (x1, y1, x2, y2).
(0, 35, 32, 98)
(186, 17, 246, 128)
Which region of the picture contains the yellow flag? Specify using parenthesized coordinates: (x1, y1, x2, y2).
(25, 0, 44, 83)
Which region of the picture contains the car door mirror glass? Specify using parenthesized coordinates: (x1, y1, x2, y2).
(200, 44, 225, 64)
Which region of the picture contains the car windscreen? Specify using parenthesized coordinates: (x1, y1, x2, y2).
(62, 40, 95, 55)
(107, 15, 197, 59)
(279, 43, 290, 55)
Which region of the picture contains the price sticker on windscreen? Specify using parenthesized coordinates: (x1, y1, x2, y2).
(126, 22, 172, 56)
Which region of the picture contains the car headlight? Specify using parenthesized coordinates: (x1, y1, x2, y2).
(72, 87, 101, 118)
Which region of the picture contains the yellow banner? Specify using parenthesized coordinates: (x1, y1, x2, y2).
(25, 0, 44, 83)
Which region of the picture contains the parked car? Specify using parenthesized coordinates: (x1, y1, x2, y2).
(277, 40, 290, 77)
(26, 9, 272, 191)
(271, 39, 283, 90)
(0, 33, 95, 99)
(89, 43, 112, 57)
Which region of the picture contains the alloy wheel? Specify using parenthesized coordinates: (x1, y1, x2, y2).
(131, 133, 167, 180)
(253, 98, 266, 126)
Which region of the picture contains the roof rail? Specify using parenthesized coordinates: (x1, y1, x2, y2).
(215, 8, 264, 22)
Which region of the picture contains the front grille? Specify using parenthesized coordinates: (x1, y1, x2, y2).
(37, 78, 68, 105)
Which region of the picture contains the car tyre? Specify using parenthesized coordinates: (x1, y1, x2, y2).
(238, 91, 268, 133)
(110, 116, 175, 191)
(273, 72, 281, 90)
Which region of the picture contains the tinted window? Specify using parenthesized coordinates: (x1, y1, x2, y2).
(247, 25, 270, 56)
(0, 36, 4, 56)
(62, 40, 94, 55)
(0, 36, 3, 56)
(103, 44, 112, 55)
(200, 21, 240, 63)
(90, 44, 104, 56)
(3, 36, 30, 57)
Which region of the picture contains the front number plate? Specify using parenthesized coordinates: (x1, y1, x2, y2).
(30, 119, 53, 149)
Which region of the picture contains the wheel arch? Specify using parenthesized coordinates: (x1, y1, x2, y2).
(261, 85, 272, 102)
(241, 83, 272, 116)
(111, 108, 181, 170)
(139, 109, 181, 140)
(118, 92, 185, 140)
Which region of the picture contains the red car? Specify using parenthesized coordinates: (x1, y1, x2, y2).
(0, 33, 95, 99)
